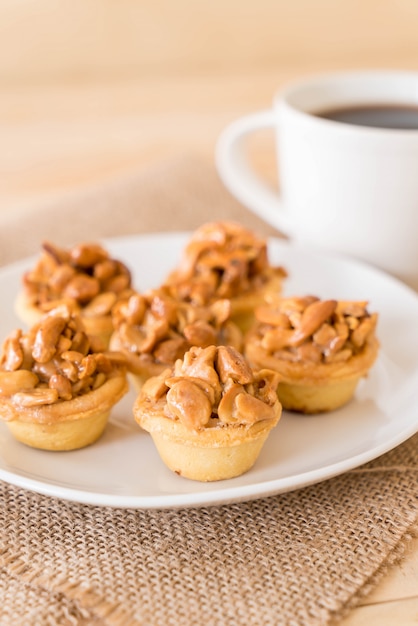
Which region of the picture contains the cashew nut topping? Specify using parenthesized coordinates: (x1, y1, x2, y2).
(252, 296, 378, 364)
(162, 221, 286, 305)
(139, 345, 281, 432)
(0, 306, 127, 410)
(21, 241, 133, 316)
(111, 289, 244, 374)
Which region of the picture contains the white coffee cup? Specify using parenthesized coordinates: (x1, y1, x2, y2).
(216, 71, 418, 290)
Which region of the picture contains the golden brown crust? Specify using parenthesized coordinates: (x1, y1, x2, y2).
(136, 409, 279, 448)
(245, 334, 379, 385)
(0, 372, 128, 424)
(148, 427, 273, 481)
(6, 409, 112, 451)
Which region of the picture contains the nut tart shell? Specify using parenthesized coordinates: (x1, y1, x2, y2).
(1, 372, 128, 451)
(134, 399, 281, 482)
(245, 334, 379, 413)
(15, 291, 115, 347)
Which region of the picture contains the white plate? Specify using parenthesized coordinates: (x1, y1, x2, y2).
(0, 233, 418, 509)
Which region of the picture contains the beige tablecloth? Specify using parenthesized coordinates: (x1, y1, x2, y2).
(0, 155, 417, 626)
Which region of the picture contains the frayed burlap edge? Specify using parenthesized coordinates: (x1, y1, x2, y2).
(0, 548, 135, 626)
(328, 522, 418, 625)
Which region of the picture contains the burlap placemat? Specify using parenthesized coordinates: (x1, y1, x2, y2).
(0, 154, 417, 626)
(0, 154, 277, 266)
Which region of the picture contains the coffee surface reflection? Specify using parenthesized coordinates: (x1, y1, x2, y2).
(315, 104, 418, 129)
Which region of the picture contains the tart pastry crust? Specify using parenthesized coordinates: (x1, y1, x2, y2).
(15, 241, 133, 347)
(133, 345, 282, 481)
(162, 221, 287, 331)
(0, 306, 128, 450)
(245, 296, 379, 413)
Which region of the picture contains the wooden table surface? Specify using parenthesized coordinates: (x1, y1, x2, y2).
(0, 2, 418, 623)
(0, 69, 417, 626)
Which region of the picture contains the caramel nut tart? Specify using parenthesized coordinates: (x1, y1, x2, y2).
(133, 345, 282, 482)
(110, 289, 243, 391)
(245, 296, 379, 413)
(15, 241, 134, 347)
(162, 221, 287, 331)
(0, 306, 128, 451)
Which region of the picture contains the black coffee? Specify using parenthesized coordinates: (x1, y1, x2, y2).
(315, 104, 418, 129)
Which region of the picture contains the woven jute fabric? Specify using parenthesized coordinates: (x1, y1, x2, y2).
(0, 155, 417, 626)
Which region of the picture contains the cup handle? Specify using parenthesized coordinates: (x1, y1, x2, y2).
(216, 110, 293, 236)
